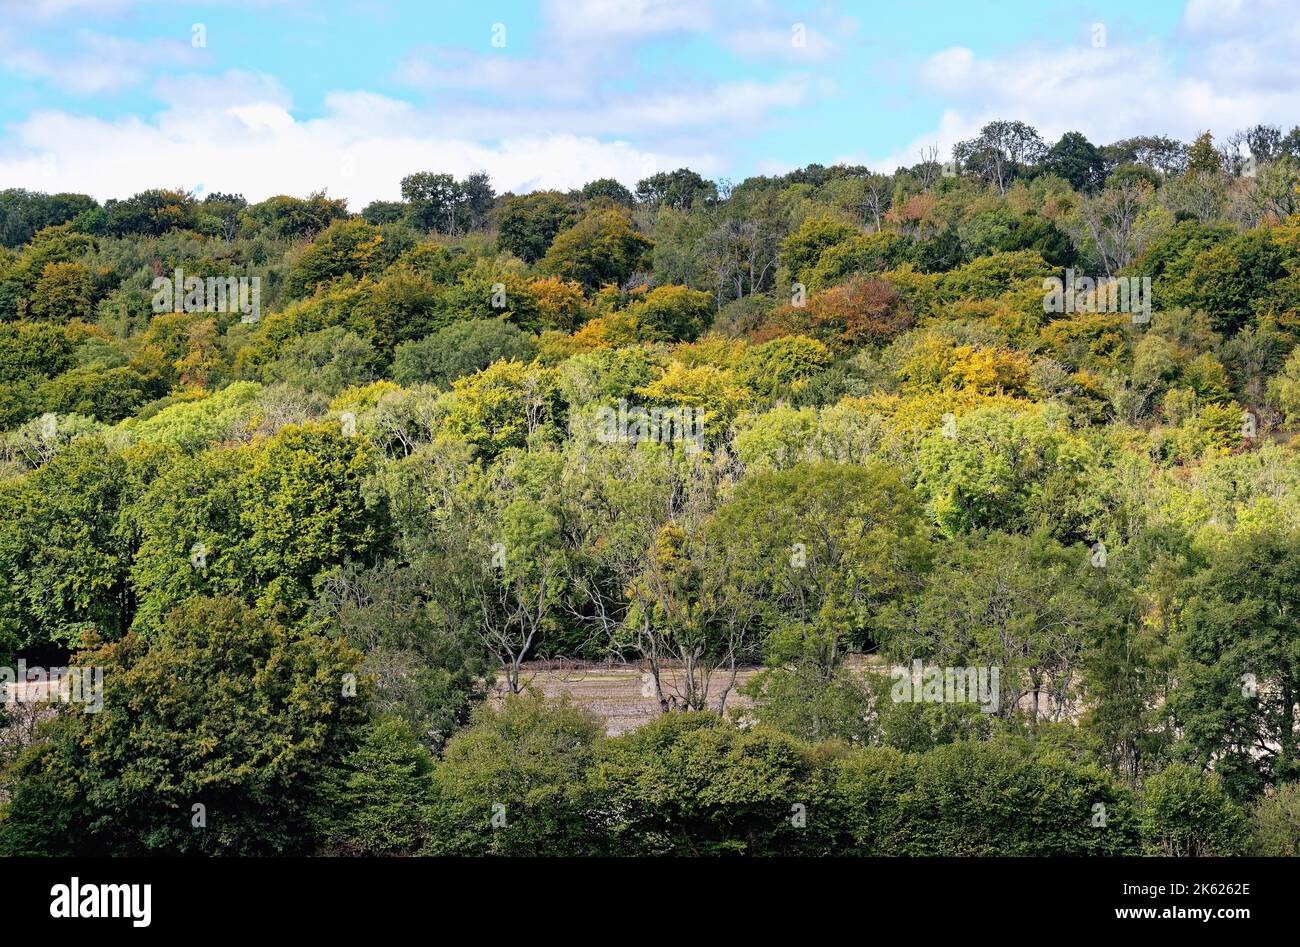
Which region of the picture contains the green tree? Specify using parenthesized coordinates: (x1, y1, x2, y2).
(591, 712, 835, 855)
(712, 461, 931, 675)
(440, 359, 564, 459)
(496, 191, 575, 263)
(1248, 782, 1300, 855)
(627, 284, 713, 341)
(0, 439, 134, 651)
(1139, 763, 1246, 855)
(30, 261, 94, 323)
(426, 691, 602, 856)
(635, 168, 716, 211)
(1044, 131, 1106, 193)
(881, 531, 1123, 725)
(239, 422, 387, 616)
(0, 595, 367, 855)
(311, 716, 439, 856)
(1173, 522, 1300, 798)
(539, 209, 652, 289)
(393, 319, 536, 388)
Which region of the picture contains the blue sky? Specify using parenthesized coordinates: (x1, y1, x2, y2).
(0, 0, 1295, 207)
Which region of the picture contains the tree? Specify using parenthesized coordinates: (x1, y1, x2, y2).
(393, 319, 535, 388)
(30, 261, 94, 323)
(426, 691, 602, 856)
(497, 191, 575, 263)
(1173, 522, 1300, 799)
(1186, 131, 1223, 177)
(1102, 134, 1188, 176)
(1162, 230, 1286, 334)
(878, 738, 1140, 855)
(264, 326, 382, 396)
(621, 510, 764, 715)
(591, 712, 833, 855)
(1044, 131, 1106, 193)
(241, 191, 348, 239)
(1248, 155, 1300, 222)
(239, 422, 386, 616)
(712, 462, 931, 677)
(780, 214, 858, 285)
(311, 716, 439, 856)
(1139, 763, 1246, 856)
(881, 531, 1124, 724)
(360, 200, 407, 225)
(309, 560, 490, 749)
(627, 284, 713, 341)
(440, 359, 564, 459)
(400, 170, 494, 235)
(953, 120, 1047, 193)
(0, 439, 134, 651)
(580, 177, 635, 206)
(286, 219, 413, 297)
(0, 595, 367, 855)
(1249, 782, 1300, 855)
(1267, 345, 1300, 424)
(400, 172, 459, 233)
(539, 210, 652, 289)
(635, 168, 716, 211)
(914, 406, 1093, 539)
(1076, 177, 1163, 278)
(0, 189, 98, 248)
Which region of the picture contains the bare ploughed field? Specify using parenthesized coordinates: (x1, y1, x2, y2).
(494, 655, 884, 736)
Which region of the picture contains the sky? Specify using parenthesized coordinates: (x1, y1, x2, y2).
(0, 0, 1297, 209)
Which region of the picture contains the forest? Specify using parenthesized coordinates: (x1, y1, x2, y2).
(1, 120, 1299, 856)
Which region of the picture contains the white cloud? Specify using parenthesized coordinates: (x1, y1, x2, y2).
(722, 23, 842, 62)
(853, 0, 1300, 173)
(0, 28, 199, 94)
(539, 0, 710, 43)
(0, 77, 716, 206)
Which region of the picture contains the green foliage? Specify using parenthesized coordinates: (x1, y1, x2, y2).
(540, 209, 652, 289)
(1174, 522, 1300, 798)
(393, 319, 536, 388)
(712, 461, 931, 668)
(241, 192, 350, 240)
(781, 214, 859, 285)
(1139, 763, 1247, 855)
(8, 144, 1300, 858)
(312, 717, 438, 856)
(496, 191, 575, 263)
(1248, 782, 1300, 855)
(264, 326, 383, 396)
(0, 595, 367, 855)
(426, 691, 602, 856)
(121, 381, 262, 451)
(441, 359, 564, 458)
(591, 712, 835, 855)
(1044, 131, 1106, 193)
(627, 284, 713, 341)
(0, 439, 134, 650)
(740, 661, 878, 745)
(915, 406, 1093, 538)
(239, 422, 386, 615)
(735, 334, 832, 398)
(876, 738, 1139, 855)
(286, 219, 414, 297)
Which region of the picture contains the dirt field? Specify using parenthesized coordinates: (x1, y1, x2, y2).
(496, 656, 886, 735)
(489, 661, 756, 734)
